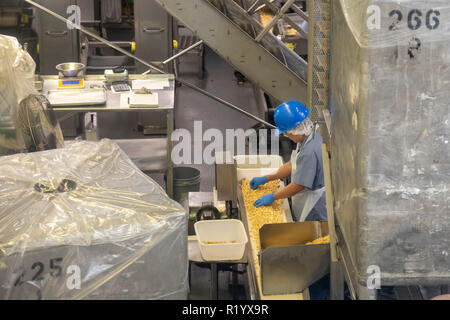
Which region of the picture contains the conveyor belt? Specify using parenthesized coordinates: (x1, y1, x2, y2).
(237, 183, 306, 300)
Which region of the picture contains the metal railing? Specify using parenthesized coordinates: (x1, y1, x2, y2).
(247, 0, 309, 40)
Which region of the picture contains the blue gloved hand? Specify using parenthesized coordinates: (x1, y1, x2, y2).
(254, 193, 276, 208)
(250, 176, 267, 190)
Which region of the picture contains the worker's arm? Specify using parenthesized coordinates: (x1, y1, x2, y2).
(266, 162, 292, 181)
(274, 182, 304, 200)
(253, 182, 304, 207)
(250, 162, 292, 190)
(253, 181, 305, 208)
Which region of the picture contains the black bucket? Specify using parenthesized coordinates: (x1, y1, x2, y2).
(173, 167, 201, 210)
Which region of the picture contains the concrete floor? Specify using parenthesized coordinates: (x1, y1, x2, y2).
(173, 47, 263, 192)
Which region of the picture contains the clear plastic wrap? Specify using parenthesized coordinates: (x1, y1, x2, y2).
(340, 0, 450, 48)
(0, 35, 28, 155)
(0, 139, 188, 299)
(0, 35, 63, 155)
(330, 0, 450, 286)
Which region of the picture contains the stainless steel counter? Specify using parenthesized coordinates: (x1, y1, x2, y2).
(37, 74, 175, 111)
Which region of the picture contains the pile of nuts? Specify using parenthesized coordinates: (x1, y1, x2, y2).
(306, 235, 330, 245)
(241, 179, 285, 287)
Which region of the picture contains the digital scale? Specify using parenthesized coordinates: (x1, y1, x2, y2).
(55, 62, 86, 90)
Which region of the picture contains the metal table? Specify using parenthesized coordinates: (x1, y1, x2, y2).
(36, 74, 175, 198)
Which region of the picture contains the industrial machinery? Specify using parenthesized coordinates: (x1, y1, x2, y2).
(31, 0, 174, 136)
(0, 0, 38, 65)
(15, 0, 279, 141)
(34, 0, 79, 75)
(11, 0, 449, 301)
(31, 0, 172, 75)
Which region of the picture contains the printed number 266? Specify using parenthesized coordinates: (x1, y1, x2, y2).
(389, 9, 440, 31)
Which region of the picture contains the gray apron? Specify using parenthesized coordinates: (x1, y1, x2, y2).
(291, 134, 325, 222)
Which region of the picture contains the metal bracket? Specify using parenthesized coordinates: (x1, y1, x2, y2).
(142, 27, 165, 33)
(45, 30, 68, 37)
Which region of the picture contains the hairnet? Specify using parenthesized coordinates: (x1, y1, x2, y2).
(285, 118, 314, 136)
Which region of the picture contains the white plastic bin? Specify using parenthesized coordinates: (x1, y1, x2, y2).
(194, 219, 248, 261)
(233, 155, 283, 181)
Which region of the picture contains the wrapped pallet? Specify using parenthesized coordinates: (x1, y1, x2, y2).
(330, 0, 450, 289)
(0, 139, 188, 299)
(0, 35, 31, 155)
(0, 35, 64, 156)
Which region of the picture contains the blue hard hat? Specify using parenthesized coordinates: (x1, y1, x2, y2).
(274, 101, 310, 136)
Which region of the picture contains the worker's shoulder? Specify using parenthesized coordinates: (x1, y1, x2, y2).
(306, 132, 323, 152)
(297, 133, 322, 162)
(305, 132, 323, 159)
(312, 131, 323, 144)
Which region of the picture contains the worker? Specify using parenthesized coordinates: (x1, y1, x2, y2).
(251, 101, 329, 300)
(251, 101, 327, 222)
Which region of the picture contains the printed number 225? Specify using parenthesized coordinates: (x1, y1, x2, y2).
(14, 257, 63, 286)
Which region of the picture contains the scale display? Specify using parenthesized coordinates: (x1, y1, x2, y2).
(58, 79, 84, 89)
